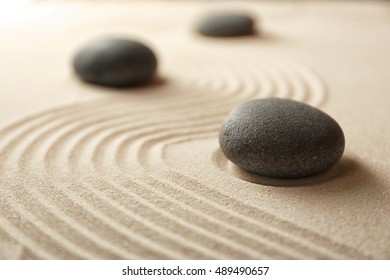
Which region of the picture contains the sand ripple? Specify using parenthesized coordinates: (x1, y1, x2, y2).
(0, 58, 368, 259)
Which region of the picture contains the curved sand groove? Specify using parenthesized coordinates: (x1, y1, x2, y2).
(38, 115, 227, 257)
(66, 62, 304, 258)
(0, 59, 335, 259)
(129, 141, 314, 259)
(0, 215, 54, 259)
(109, 65, 345, 258)
(123, 65, 362, 258)
(127, 134, 363, 259)
(292, 62, 327, 107)
(0, 82, 302, 258)
(103, 129, 280, 258)
(151, 130, 366, 259)
(84, 99, 268, 258)
(1, 188, 100, 259)
(111, 61, 324, 165)
(3, 60, 320, 258)
(17, 107, 207, 258)
(154, 167, 369, 259)
(0, 105, 146, 258)
(64, 136, 262, 256)
(147, 110, 365, 257)
(254, 60, 325, 107)
(140, 122, 368, 259)
(120, 64, 271, 160)
(0, 101, 111, 167)
(0, 100, 213, 258)
(139, 170, 332, 259)
(11, 81, 250, 258)
(61, 89, 258, 258)
(7, 114, 153, 259)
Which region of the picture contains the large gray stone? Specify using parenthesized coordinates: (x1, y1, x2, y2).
(219, 98, 345, 179)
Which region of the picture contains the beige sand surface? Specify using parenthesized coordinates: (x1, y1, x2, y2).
(0, 0, 389, 259)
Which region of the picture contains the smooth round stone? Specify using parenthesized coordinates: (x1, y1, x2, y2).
(219, 98, 345, 179)
(197, 14, 254, 37)
(73, 38, 157, 87)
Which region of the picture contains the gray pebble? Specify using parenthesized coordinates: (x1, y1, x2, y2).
(73, 38, 157, 87)
(197, 14, 254, 37)
(219, 98, 345, 179)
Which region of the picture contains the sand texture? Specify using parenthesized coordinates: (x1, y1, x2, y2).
(0, 0, 389, 259)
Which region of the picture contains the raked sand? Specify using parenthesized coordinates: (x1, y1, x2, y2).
(0, 0, 389, 259)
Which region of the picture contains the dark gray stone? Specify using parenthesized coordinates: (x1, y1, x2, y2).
(73, 38, 157, 87)
(197, 14, 254, 37)
(219, 98, 345, 179)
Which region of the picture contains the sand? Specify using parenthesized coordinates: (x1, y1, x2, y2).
(0, 0, 389, 259)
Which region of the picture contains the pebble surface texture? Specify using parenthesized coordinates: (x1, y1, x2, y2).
(219, 98, 345, 179)
(197, 14, 255, 37)
(73, 38, 157, 87)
